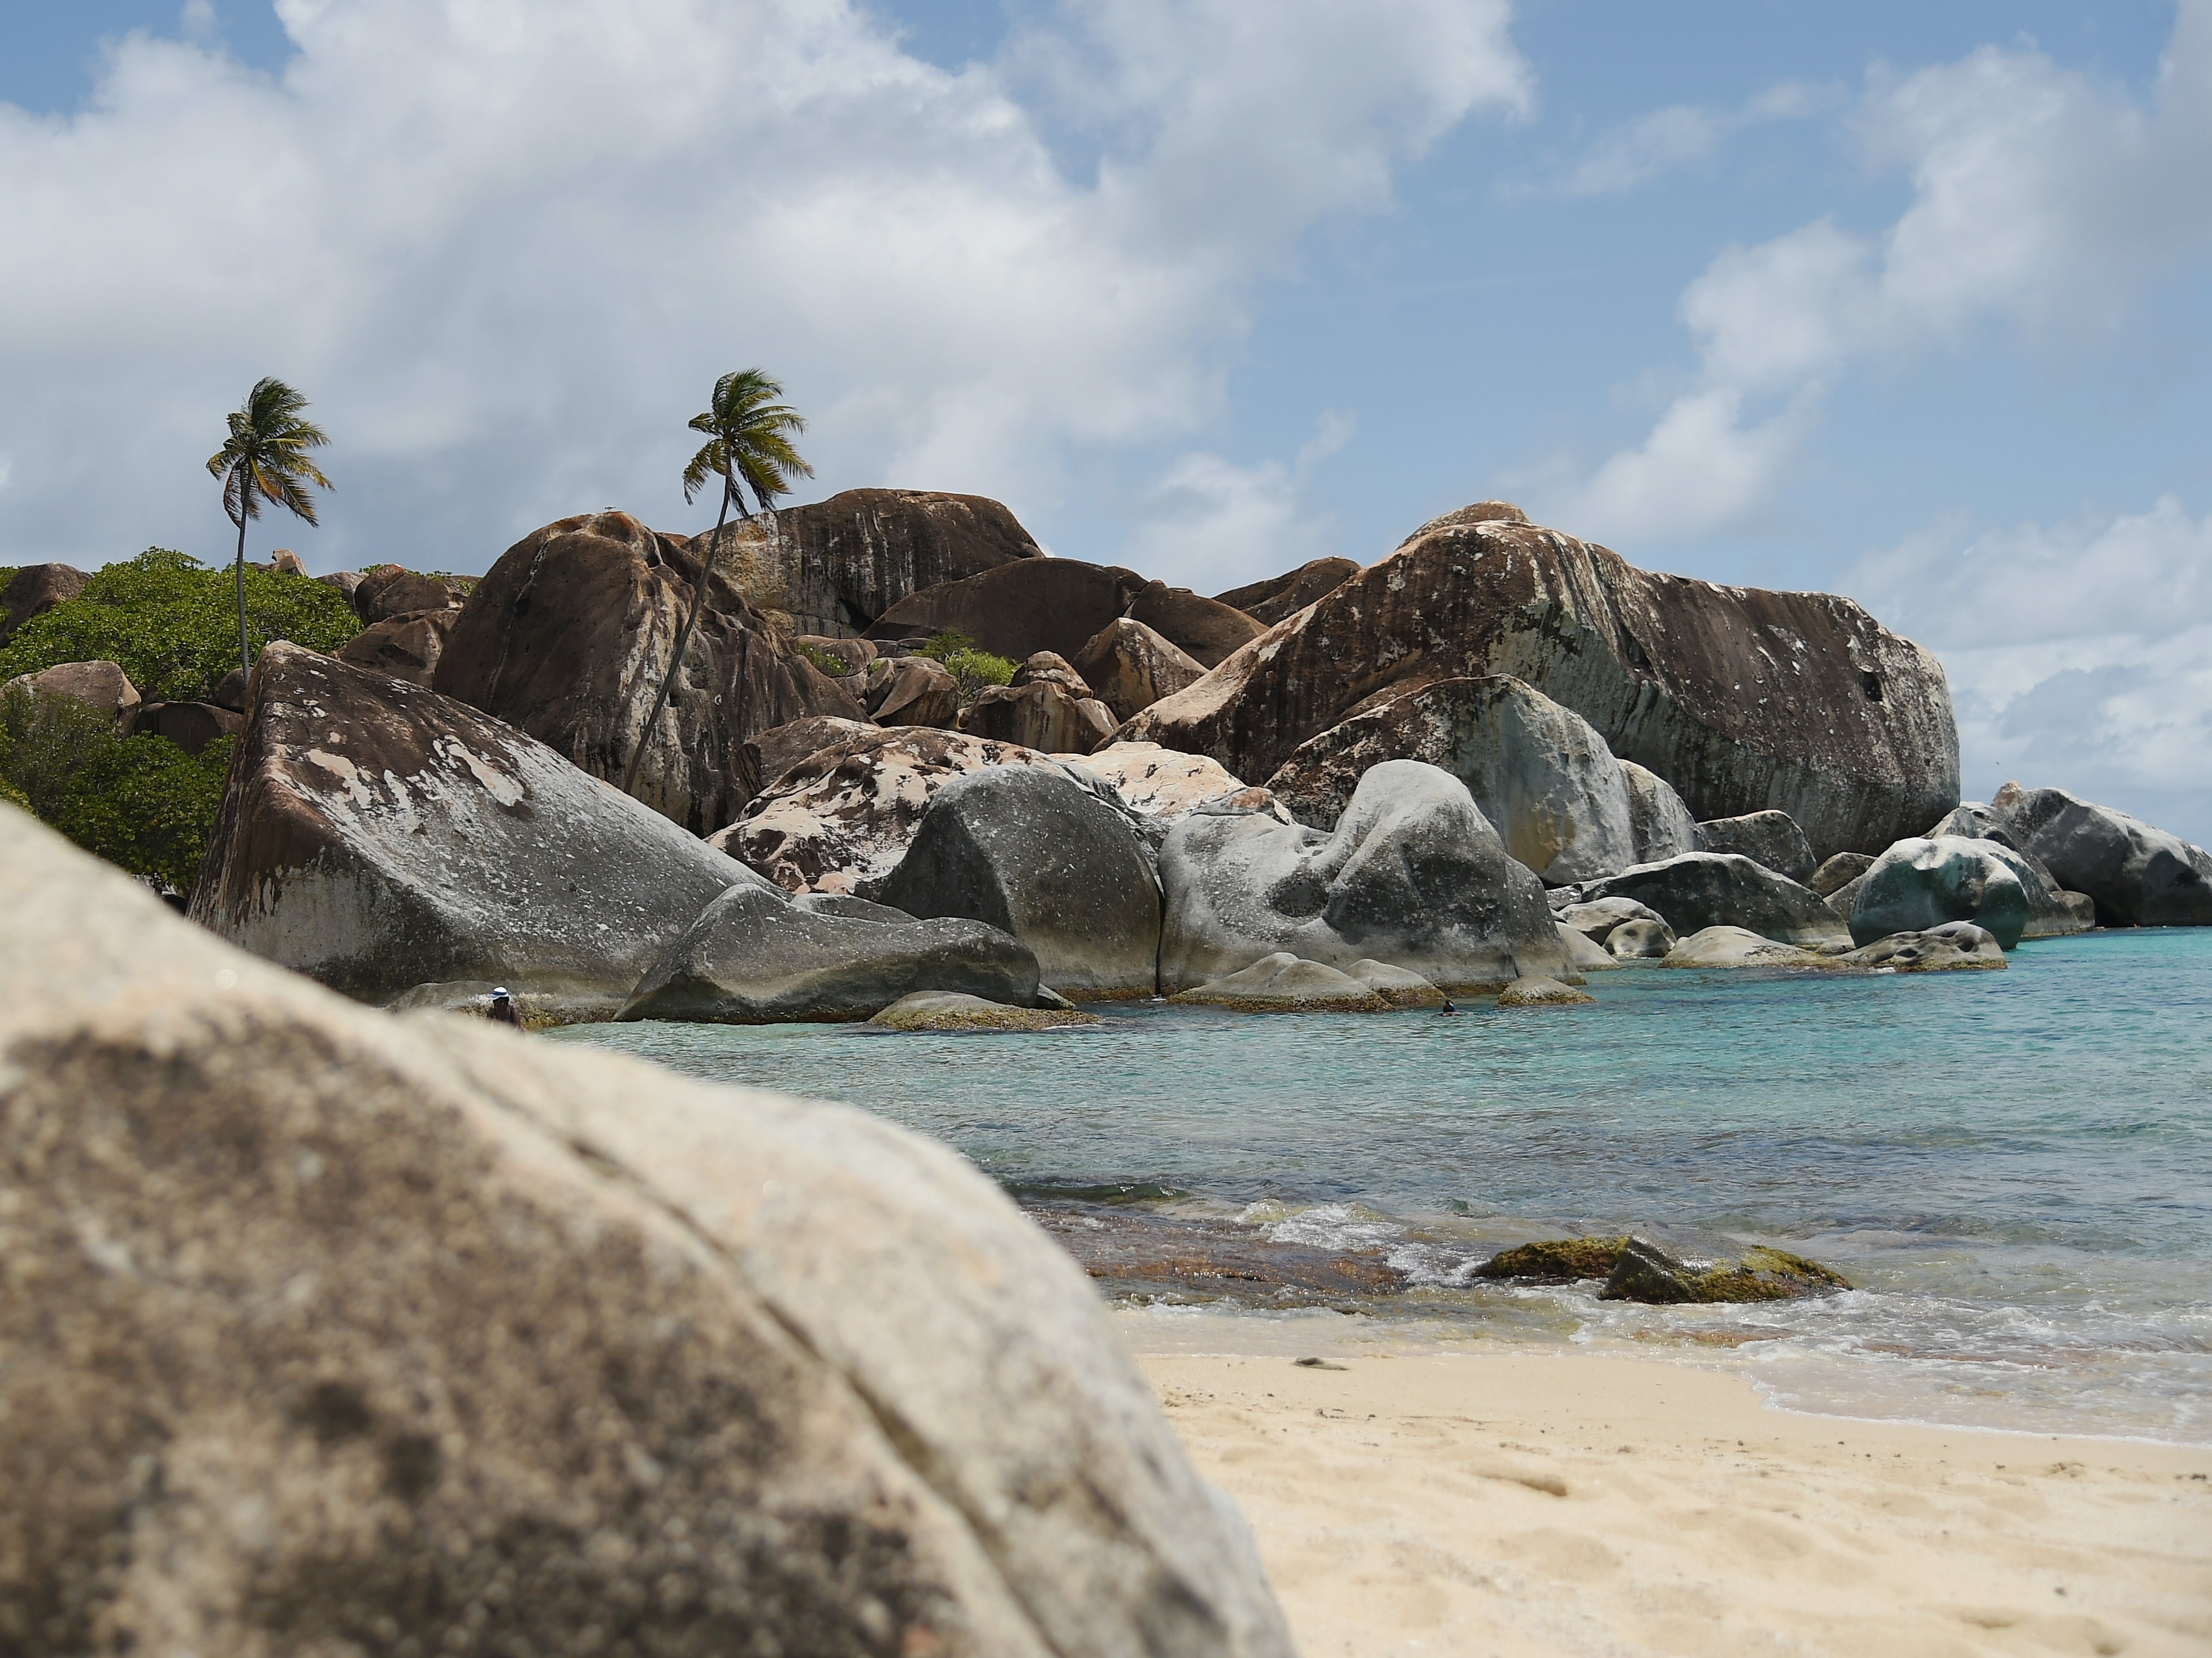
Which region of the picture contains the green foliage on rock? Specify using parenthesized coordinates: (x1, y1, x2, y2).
(0, 548, 360, 703)
(0, 684, 235, 891)
(916, 628, 1017, 704)
(791, 638, 856, 678)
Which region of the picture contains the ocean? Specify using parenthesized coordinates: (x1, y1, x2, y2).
(554, 928, 2212, 1444)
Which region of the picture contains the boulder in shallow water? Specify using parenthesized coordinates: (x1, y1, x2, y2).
(621, 881, 1040, 1022)
(1572, 852, 1847, 946)
(1606, 917, 1676, 960)
(1598, 1233, 1851, 1304)
(1344, 958, 1446, 1008)
(881, 765, 1161, 998)
(1159, 759, 1575, 993)
(1842, 921, 2007, 972)
(1474, 1236, 1629, 1282)
(1496, 975, 1595, 1008)
(1168, 952, 1392, 1013)
(1693, 809, 1816, 883)
(190, 644, 763, 1022)
(868, 989, 1100, 1031)
(1556, 922, 1621, 973)
(3, 806, 1291, 1658)
(1659, 926, 1835, 969)
(1619, 759, 1699, 864)
(1987, 782, 2212, 928)
(1849, 836, 2031, 949)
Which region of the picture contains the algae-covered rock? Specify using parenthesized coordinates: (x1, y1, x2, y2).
(869, 991, 1101, 1032)
(1474, 1238, 1629, 1282)
(1168, 953, 1391, 1013)
(1599, 1235, 1851, 1304)
(1495, 975, 1595, 1008)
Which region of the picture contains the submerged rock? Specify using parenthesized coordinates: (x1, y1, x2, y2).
(1988, 783, 2212, 928)
(1167, 953, 1392, 1013)
(1849, 836, 2031, 949)
(1842, 922, 2007, 972)
(3, 808, 1291, 1658)
(1572, 852, 1847, 946)
(1158, 759, 1575, 993)
(1599, 1235, 1851, 1304)
(1474, 1237, 1629, 1282)
(868, 990, 1100, 1031)
(1694, 809, 1817, 883)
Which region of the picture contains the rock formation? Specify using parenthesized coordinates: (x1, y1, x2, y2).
(1620, 759, 1699, 864)
(1213, 557, 1360, 627)
(1809, 851, 1875, 896)
(133, 699, 242, 756)
(1124, 581, 1265, 667)
(1167, 953, 1391, 1013)
(1073, 618, 1208, 721)
(1263, 675, 1639, 884)
(869, 990, 1100, 1031)
(1157, 759, 1575, 992)
(1845, 921, 2007, 971)
(1123, 501, 1959, 859)
(1659, 926, 1837, 969)
(1497, 975, 1595, 1007)
(1065, 743, 1278, 822)
(869, 558, 1258, 669)
(1987, 783, 2212, 928)
(1606, 917, 1676, 959)
(881, 766, 1163, 998)
(743, 714, 879, 795)
(192, 643, 760, 1021)
(1571, 852, 1847, 946)
(958, 656, 1118, 753)
(432, 511, 861, 835)
(619, 883, 1041, 1021)
(1848, 836, 2032, 949)
(1, 807, 1293, 1657)
(861, 652, 962, 727)
(1694, 809, 1818, 883)
(337, 605, 459, 687)
(2, 658, 141, 726)
(352, 565, 461, 624)
(0, 561, 86, 643)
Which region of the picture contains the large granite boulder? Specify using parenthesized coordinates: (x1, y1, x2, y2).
(1659, 926, 1836, 969)
(870, 558, 1148, 661)
(881, 766, 1162, 998)
(715, 727, 1073, 897)
(1987, 783, 2212, 928)
(2, 808, 1292, 1658)
(1695, 809, 1818, 883)
(352, 564, 461, 624)
(744, 714, 879, 795)
(1124, 581, 1265, 669)
(1620, 759, 1699, 863)
(619, 883, 1040, 1021)
(1849, 836, 2032, 949)
(1124, 501, 1959, 859)
(336, 604, 459, 687)
(1571, 852, 1847, 946)
(1157, 758, 1575, 992)
(698, 488, 1044, 638)
(432, 511, 861, 835)
(191, 643, 760, 1022)
(1213, 556, 1360, 627)
(1166, 953, 1390, 1013)
(135, 699, 244, 756)
(0, 561, 87, 643)
(1810, 851, 1876, 896)
(1844, 921, 2007, 971)
(2, 658, 141, 726)
(959, 657, 1118, 753)
(1067, 742, 1281, 822)
(862, 652, 963, 727)
(1263, 675, 1638, 884)
(796, 632, 878, 674)
(1073, 618, 1207, 721)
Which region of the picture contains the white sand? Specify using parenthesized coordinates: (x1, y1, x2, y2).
(1131, 1334, 2212, 1657)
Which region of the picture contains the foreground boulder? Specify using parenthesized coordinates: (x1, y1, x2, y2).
(1571, 852, 1847, 945)
(2, 658, 141, 726)
(619, 884, 1040, 1021)
(0, 561, 87, 643)
(717, 727, 1074, 897)
(1167, 953, 1391, 1013)
(433, 511, 861, 835)
(1, 809, 1292, 1657)
(192, 644, 758, 1022)
(1125, 501, 1959, 858)
(1264, 676, 1638, 883)
(1694, 809, 1816, 883)
(881, 766, 1161, 997)
(1212, 556, 1360, 627)
(1073, 618, 1208, 721)
(1987, 783, 2212, 927)
(1849, 836, 2031, 949)
(1159, 759, 1575, 992)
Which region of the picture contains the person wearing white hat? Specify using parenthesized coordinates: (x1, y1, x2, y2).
(488, 986, 521, 1027)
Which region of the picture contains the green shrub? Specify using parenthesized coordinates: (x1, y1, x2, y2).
(0, 547, 361, 703)
(912, 628, 1018, 703)
(791, 637, 855, 677)
(0, 683, 233, 892)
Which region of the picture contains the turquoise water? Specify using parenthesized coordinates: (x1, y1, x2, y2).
(556, 930, 2212, 1443)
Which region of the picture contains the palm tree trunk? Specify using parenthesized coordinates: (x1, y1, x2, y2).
(621, 470, 747, 798)
(232, 486, 251, 684)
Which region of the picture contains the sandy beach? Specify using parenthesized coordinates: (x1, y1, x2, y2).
(1131, 1333, 2212, 1658)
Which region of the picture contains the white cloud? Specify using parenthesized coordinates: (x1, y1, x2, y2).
(1846, 496, 2212, 843)
(1534, 79, 1837, 198)
(0, 0, 1527, 574)
(1543, 3, 2212, 547)
(1120, 410, 1355, 592)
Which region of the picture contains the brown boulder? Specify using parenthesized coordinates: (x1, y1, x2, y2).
(1010, 650, 1092, 695)
(0, 562, 88, 643)
(697, 488, 1044, 638)
(868, 557, 1148, 661)
(353, 565, 460, 624)
(957, 681, 1117, 756)
(1125, 580, 1265, 667)
(431, 511, 861, 835)
(336, 605, 460, 687)
(743, 714, 879, 794)
(862, 653, 963, 727)
(3, 659, 140, 726)
(796, 632, 878, 674)
(315, 568, 364, 603)
(135, 700, 244, 756)
(1124, 502, 1959, 859)
(1073, 618, 1207, 722)
(1213, 557, 1360, 627)
(268, 548, 308, 576)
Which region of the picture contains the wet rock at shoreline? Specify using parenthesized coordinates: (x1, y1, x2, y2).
(1159, 759, 1575, 993)
(192, 643, 760, 1022)
(1476, 1232, 1849, 1303)
(1694, 809, 1818, 883)
(5, 808, 1291, 1658)
(881, 765, 1161, 999)
(1474, 1236, 1628, 1283)
(1850, 836, 2031, 949)
(1346, 958, 1447, 1008)
(621, 882, 1040, 1022)
(1497, 975, 1595, 1008)
(1556, 923, 1621, 973)
(1572, 852, 1847, 947)
(1263, 675, 1640, 884)
(1659, 926, 1838, 970)
(870, 557, 1148, 662)
(1988, 783, 2212, 928)
(868, 990, 1101, 1031)
(1843, 921, 2007, 971)
(1168, 953, 1392, 1013)
(1073, 617, 1207, 722)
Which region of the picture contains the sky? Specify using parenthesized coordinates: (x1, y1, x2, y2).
(2, 0, 2209, 840)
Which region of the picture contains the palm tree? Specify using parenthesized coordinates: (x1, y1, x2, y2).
(205, 377, 332, 683)
(621, 369, 813, 796)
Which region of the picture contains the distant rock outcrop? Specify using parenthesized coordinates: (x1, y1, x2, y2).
(1849, 836, 2032, 949)
(1619, 759, 1700, 865)
(958, 654, 1118, 753)
(1571, 852, 1847, 947)
(1123, 502, 1959, 859)
(1213, 557, 1360, 627)
(1987, 783, 2212, 928)
(1695, 809, 1818, 884)
(2, 659, 141, 727)
(0, 562, 87, 643)
(192, 643, 760, 1021)
(869, 558, 1259, 669)
(1073, 618, 1207, 722)
(352, 565, 462, 624)
(432, 511, 860, 835)
(337, 605, 459, 687)
(1124, 581, 1265, 668)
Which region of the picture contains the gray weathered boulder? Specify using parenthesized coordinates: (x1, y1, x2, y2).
(1556, 923, 1622, 973)
(3, 658, 141, 726)
(191, 643, 759, 1022)
(714, 727, 1075, 897)
(1606, 917, 1676, 959)
(1557, 896, 1665, 944)
(881, 766, 1161, 998)
(1159, 759, 1575, 993)
(1212, 556, 1360, 627)
(1073, 617, 1207, 721)
(1843, 921, 2007, 971)
(1167, 953, 1391, 1013)
(1659, 926, 1836, 969)
(2, 806, 1292, 1657)
(1571, 852, 1847, 946)
(1497, 975, 1595, 1008)
(1810, 851, 1876, 897)
(432, 511, 861, 834)
(862, 652, 963, 727)
(1345, 958, 1447, 1008)
(1987, 783, 2212, 927)
(1849, 836, 2031, 949)
(959, 678, 1117, 754)
(336, 604, 459, 687)
(1124, 501, 1959, 858)
(1263, 675, 1639, 884)
(868, 990, 1101, 1031)
(1694, 809, 1817, 883)
(1620, 759, 1700, 863)
(0, 561, 87, 643)
(619, 882, 1040, 1022)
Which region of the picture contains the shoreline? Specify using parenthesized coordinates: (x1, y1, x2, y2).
(1124, 1320, 2212, 1658)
